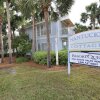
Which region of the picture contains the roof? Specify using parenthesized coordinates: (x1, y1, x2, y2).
(61, 19, 74, 27)
(25, 18, 74, 29)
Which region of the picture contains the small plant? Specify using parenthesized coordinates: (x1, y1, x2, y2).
(16, 57, 29, 63)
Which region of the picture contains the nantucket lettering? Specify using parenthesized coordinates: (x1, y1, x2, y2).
(69, 30, 100, 51)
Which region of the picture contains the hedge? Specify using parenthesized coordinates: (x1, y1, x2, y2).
(16, 57, 29, 63)
(59, 50, 68, 65)
(32, 51, 56, 65)
(32, 50, 68, 65)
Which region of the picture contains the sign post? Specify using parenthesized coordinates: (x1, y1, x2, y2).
(55, 37, 59, 65)
(67, 27, 71, 76)
(68, 37, 70, 76)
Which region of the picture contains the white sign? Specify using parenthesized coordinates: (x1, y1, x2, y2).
(70, 52, 100, 67)
(69, 30, 100, 51)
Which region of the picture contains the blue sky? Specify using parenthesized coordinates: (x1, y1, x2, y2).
(69, 0, 99, 24)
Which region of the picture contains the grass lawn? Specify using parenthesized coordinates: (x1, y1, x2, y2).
(0, 65, 100, 100)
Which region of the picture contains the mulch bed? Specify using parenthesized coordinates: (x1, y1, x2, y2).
(0, 57, 81, 71)
(22, 61, 66, 71)
(0, 58, 81, 71)
(0, 57, 66, 71)
(0, 57, 16, 68)
(3, 58, 85, 72)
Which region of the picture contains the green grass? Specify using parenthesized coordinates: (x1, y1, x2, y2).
(0, 65, 100, 100)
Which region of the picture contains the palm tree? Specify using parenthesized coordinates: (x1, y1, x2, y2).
(40, 0, 74, 67)
(0, 0, 13, 63)
(96, 2, 100, 25)
(16, 0, 74, 67)
(0, 6, 4, 63)
(81, 3, 98, 29)
(16, 0, 40, 54)
(6, 0, 13, 63)
(39, 0, 51, 67)
(75, 23, 88, 33)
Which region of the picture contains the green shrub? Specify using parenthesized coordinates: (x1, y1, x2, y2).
(59, 50, 68, 65)
(16, 57, 29, 63)
(33, 51, 56, 65)
(33, 50, 68, 65)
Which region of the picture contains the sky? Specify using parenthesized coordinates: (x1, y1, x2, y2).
(69, 0, 99, 24)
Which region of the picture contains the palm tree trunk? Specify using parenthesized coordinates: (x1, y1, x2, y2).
(92, 17, 95, 29)
(12, 30, 15, 55)
(44, 7, 51, 68)
(0, 17, 2, 63)
(6, 0, 12, 63)
(1, 35, 4, 63)
(0, 16, 4, 63)
(32, 15, 36, 53)
(92, 22, 95, 29)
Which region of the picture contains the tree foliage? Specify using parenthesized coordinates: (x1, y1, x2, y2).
(12, 33, 31, 56)
(80, 2, 100, 29)
(0, 0, 74, 65)
(75, 23, 88, 33)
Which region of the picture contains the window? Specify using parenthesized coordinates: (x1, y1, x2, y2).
(41, 43, 47, 51)
(61, 22, 68, 35)
(62, 28, 68, 35)
(61, 22, 66, 29)
(37, 25, 40, 36)
(41, 23, 46, 36)
(38, 43, 41, 51)
(62, 38, 68, 49)
(38, 43, 47, 51)
(37, 22, 51, 36)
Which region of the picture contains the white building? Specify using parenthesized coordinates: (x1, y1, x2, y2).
(25, 15, 75, 51)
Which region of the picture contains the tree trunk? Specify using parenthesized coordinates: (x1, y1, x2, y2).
(92, 17, 95, 29)
(0, 27, 1, 63)
(6, 0, 12, 64)
(12, 29, 15, 39)
(92, 22, 95, 29)
(1, 34, 4, 63)
(44, 7, 51, 68)
(32, 16, 36, 54)
(12, 29, 15, 55)
(20, 25, 25, 34)
(0, 16, 4, 63)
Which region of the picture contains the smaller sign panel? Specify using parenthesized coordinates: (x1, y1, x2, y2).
(70, 52, 100, 67)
